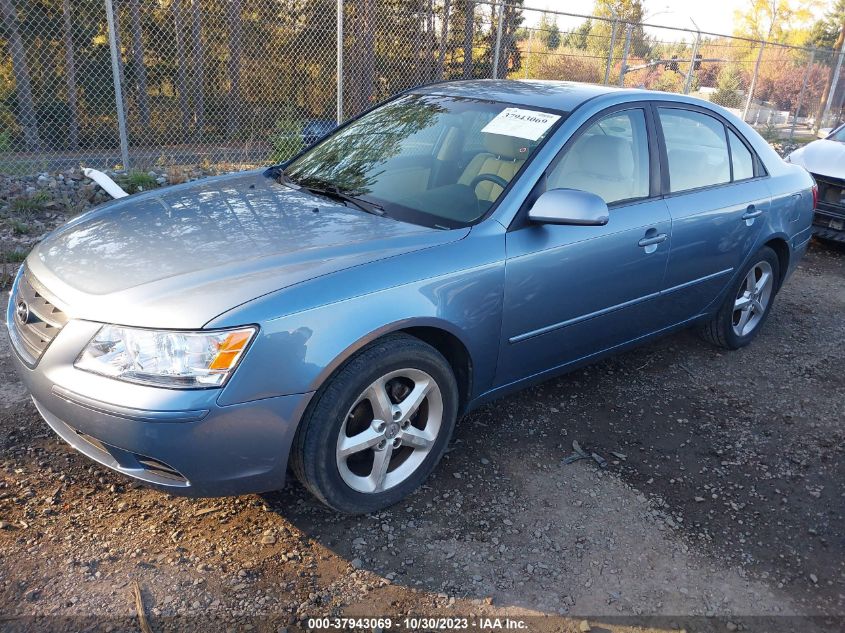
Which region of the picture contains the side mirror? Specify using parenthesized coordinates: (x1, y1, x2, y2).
(528, 188, 609, 226)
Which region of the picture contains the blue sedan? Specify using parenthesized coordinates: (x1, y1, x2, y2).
(7, 80, 816, 513)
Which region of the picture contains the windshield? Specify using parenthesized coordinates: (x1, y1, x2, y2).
(829, 124, 845, 142)
(284, 94, 563, 228)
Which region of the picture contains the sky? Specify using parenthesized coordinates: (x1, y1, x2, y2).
(528, 0, 830, 39)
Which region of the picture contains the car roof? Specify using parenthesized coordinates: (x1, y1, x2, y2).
(414, 79, 636, 113)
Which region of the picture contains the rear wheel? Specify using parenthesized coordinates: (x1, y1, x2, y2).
(290, 334, 458, 514)
(698, 246, 780, 349)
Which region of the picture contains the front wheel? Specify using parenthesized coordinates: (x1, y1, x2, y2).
(698, 246, 780, 350)
(290, 334, 458, 514)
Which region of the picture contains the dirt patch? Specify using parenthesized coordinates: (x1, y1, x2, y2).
(0, 242, 842, 632)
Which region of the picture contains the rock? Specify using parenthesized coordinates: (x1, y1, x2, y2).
(261, 534, 276, 545)
(351, 558, 363, 569)
(726, 622, 737, 631)
(578, 620, 591, 632)
(809, 573, 818, 584)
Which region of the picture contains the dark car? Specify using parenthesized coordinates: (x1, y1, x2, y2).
(302, 118, 337, 146)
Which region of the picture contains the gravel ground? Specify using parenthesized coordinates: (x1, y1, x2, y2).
(0, 239, 842, 633)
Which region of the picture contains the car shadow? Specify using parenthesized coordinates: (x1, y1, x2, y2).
(264, 245, 844, 623)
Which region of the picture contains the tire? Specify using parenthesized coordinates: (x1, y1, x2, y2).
(698, 246, 781, 350)
(290, 334, 459, 514)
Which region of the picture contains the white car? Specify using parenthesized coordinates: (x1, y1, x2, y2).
(787, 124, 845, 241)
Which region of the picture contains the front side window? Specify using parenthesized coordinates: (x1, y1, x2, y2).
(659, 108, 731, 192)
(284, 94, 563, 228)
(546, 109, 650, 205)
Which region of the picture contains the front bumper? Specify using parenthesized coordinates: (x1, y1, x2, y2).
(811, 172, 845, 242)
(7, 314, 313, 497)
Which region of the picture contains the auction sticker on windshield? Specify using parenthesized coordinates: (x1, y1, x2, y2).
(481, 107, 561, 141)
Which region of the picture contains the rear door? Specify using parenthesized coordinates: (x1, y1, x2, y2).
(655, 105, 770, 324)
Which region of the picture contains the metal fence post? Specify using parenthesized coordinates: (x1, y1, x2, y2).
(104, 0, 130, 170)
(790, 50, 815, 140)
(336, 0, 343, 124)
(492, 0, 504, 79)
(618, 23, 631, 87)
(821, 47, 845, 129)
(604, 17, 617, 85)
(683, 30, 700, 95)
(743, 42, 765, 122)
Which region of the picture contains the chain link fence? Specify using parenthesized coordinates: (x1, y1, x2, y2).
(1, 0, 842, 177)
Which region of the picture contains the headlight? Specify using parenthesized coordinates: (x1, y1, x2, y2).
(75, 325, 257, 388)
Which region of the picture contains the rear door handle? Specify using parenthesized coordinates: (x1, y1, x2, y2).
(638, 233, 668, 248)
(742, 205, 763, 221)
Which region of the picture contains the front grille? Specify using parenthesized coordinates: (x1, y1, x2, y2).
(10, 268, 69, 363)
(813, 173, 845, 219)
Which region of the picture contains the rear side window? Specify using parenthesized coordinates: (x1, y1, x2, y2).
(728, 129, 754, 180)
(659, 108, 730, 192)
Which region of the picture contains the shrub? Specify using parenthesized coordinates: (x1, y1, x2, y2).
(269, 117, 303, 163)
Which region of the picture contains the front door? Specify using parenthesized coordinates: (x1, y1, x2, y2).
(496, 107, 671, 387)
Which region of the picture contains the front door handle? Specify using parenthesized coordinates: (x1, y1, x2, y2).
(742, 205, 763, 223)
(638, 233, 668, 248)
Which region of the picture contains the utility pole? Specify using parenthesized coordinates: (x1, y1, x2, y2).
(683, 18, 700, 95)
(618, 23, 632, 87)
(743, 42, 765, 122)
(816, 19, 845, 132)
(604, 10, 617, 85)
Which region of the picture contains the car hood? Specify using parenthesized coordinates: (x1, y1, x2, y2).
(27, 170, 468, 329)
(788, 139, 845, 179)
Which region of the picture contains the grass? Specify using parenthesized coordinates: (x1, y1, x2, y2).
(9, 219, 32, 235)
(0, 248, 28, 290)
(1, 249, 27, 263)
(116, 170, 159, 194)
(9, 190, 50, 217)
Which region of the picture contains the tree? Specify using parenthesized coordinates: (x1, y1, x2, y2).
(0, 0, 39, 150)
(808, 0, 845, 49)
(588, 0, 648, 61)
(733, 0, 812, 44)
(127, 0, 150, 129)
(459, 0, 475, 78)
(815, 18, 845, 130)
(712, 64, 746, 108)
(347, 0, 375, 116)
(563, 20, 592, 51)
(172, 0, 191, 137)
(226, 0, 242, 137)
(484, 0, 525, 77)
(537, 13, 560, 51)
(61, 0, 80, 149)
(189, 0, 204, 139)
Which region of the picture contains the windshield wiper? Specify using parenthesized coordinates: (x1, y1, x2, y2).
(301, 183, 386, 217)
(273, 168, 385, 217)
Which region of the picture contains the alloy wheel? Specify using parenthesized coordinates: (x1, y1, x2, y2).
(336, 368, 443, 494)
(732, 260, 774, 337)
